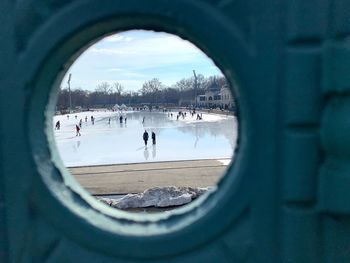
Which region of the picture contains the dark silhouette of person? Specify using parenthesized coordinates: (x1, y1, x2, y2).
(55, 121, 60, 130)
(143, 130, 149, 146)
(119, 116, 123, 123)
(75, 125, 81, 136)
(152, 131, 156, 145)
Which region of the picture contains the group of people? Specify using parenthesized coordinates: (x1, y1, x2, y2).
(107, 115, 127, 125)
(59, 113, 159, 145)
(167, 110, 203, 121)
(59, 114, 95, 136)
(119, 115, 127, 124)
(75, 115, 95, 136)
(143, 130, 156, 146)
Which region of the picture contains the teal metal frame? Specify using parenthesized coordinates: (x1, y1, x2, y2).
(1, 1, 350, 262)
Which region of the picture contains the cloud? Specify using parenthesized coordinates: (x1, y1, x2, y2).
(87, 34, 209, 74)
(104, 35, 134, 43)
(89, 47, 136, 55)
(63, 30, 221, 91)
(106, 68, 147, 78)
(107, 68, 123, 72)
(90, 34, 203, 59)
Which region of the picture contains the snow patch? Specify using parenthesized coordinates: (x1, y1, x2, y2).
(97, 186, 209, 209)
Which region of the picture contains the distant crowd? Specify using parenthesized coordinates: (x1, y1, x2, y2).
(54, 109, 206, 146)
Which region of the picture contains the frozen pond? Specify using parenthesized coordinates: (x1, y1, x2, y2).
(52, 110, 237, 167)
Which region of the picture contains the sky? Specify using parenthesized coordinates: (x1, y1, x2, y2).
(61, 30, 223, 92)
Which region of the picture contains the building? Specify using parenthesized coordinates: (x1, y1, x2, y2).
(196, 83, 235, 110)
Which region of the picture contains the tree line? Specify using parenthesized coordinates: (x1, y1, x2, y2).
(56, 74, 229, 110)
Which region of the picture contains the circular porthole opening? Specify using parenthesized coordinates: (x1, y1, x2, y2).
(50, 30, 239, 214)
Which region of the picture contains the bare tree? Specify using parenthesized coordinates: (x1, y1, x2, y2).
(173, 78, 193, 91)
(56, 74, 233, 109)
(112, 82, 124, 104)
(140, 78, 164, 103)
(141, 78, 163, 94)
(96, 82, 112, 93)
(112, 82, 124, 94)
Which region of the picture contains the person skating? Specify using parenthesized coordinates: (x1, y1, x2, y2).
(75, 125, 81, 136)
(151, 131, 156, 145)
(55, 120, 60, 130)
(143, 130, 149, 146)
(79, 119, 82, 128)
(119, 116, 123, 123)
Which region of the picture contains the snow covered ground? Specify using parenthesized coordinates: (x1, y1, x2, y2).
(52, 109, 237, 167)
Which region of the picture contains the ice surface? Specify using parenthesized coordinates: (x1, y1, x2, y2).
(52, 110, 237, 167)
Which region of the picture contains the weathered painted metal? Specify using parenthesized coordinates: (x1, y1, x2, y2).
(1, 0, 350, 262)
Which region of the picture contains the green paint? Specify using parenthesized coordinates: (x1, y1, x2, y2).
(1, 0, 349, 262)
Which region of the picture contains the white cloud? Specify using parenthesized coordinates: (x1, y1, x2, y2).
(63, 30, 221, 92)
(104, 35, 134, 42)
(90, 34, 202, 59)
(104, 35, 123, 42)
(107, 68, 147, 78)
(89, 47, 136, 55)
(86, 34, 208, 73)
(107, 68, 122, 72)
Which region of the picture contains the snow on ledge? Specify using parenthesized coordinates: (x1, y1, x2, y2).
(97, 186, 209, 209)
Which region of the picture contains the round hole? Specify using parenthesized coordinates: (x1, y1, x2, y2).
(51, 30, 239, 215)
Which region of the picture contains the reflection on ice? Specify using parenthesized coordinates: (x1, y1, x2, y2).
(152, 145, 156, 159)
(144, 147, 149, 160)
(52, 110, 237, 167)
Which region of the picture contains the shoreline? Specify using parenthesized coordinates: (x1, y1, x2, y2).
(67, 157, 231, 169)
(70, 158, 230, 195)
